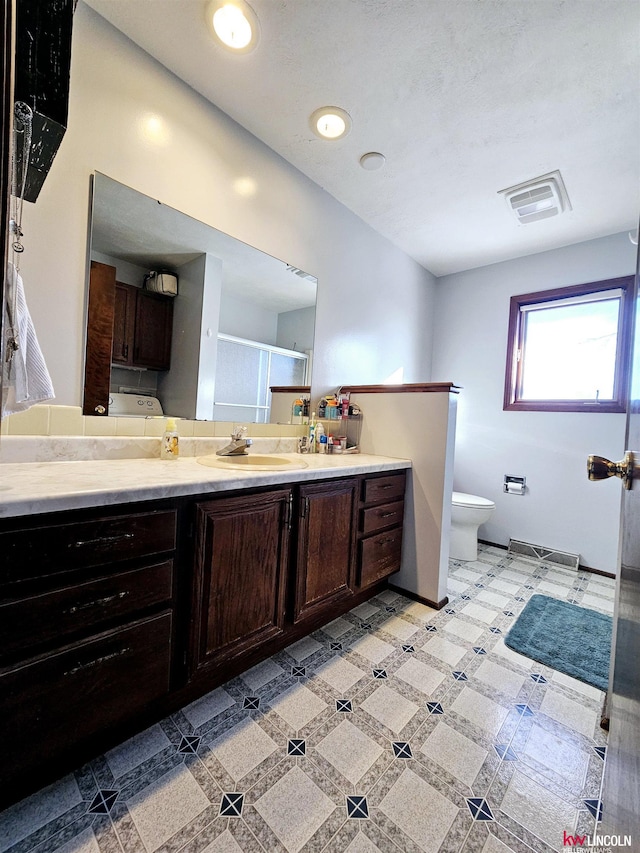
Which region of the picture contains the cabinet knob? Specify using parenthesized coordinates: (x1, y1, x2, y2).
(94, 404, 106, 414)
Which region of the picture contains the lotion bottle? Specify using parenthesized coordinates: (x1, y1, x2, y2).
(161, 417, 179, 460)
(308, 411, 317, 453)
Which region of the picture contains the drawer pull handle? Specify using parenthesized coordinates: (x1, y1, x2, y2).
(380, 511, 396, 518)
(379, 484, 393, 490)
(65, 591, 129, 615)
(377, 537, 395, 546)
(64, 646, 131, 676)
(70, 533, 135, 549)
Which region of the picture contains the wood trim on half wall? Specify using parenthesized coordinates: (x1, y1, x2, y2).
(339, 382, 461, 395)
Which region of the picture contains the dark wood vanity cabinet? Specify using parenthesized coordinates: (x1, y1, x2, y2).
(189, 489, 291, 679)
(0, 469, 406, 807)
(357, 472, 406, 588)
(112, 281, 173, 370)
(294, 479, 358, 623)
(0, 506, 178, 800)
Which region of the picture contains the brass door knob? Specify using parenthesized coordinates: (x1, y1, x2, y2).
(587, 451, 634, 489)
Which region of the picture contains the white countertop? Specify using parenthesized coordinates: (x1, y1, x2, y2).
(0, 453, 411, 518)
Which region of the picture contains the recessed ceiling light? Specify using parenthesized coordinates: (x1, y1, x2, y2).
(359, 152, 386, 171)
(206, 0, 259, 53)
(310, 107, 352, 140)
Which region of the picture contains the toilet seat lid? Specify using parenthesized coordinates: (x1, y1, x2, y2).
(452, 491, 495, 509)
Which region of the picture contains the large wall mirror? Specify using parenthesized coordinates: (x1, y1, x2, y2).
(83, 173, 317, 423)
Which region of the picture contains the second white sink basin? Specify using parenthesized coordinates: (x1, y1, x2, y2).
(197, 454, 308, 471)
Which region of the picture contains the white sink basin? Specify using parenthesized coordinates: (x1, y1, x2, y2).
(197, 454, 308, 471)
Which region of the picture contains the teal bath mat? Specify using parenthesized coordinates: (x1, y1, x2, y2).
(504, 594, 612, 692)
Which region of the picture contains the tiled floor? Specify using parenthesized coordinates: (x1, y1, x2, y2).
(0, 545, 615, 853)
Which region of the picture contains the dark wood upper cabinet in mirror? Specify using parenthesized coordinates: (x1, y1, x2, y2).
(83, 173, 317, 422)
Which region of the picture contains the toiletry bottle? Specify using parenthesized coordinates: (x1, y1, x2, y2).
(315, 421, 325, 453)
(318, 398, 327, 419)
(341, 396, 350, 418)
(161, 418, 179, 460)
(292, 397, 303, 424)
(308, 411, 317, 453)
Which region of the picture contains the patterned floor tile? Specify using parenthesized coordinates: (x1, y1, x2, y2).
(394, 657, 446, 696)
(421, 635, 468, 667)
(377, 766, 459, 851)
(443, 617, 485, 643)
(419, 721, 488, 787)
(360, 684, 421, 735)
(1, 546, 611, 853)
(349, 633, 397, 665)
(207, 718, 279, 782)
(314, 719, 384, 785)
(314, 654, 367, 694)
(104, 725, 171, 781)
(268, 682, 329, 732)
(473, 660, 527, 700)
(181, 687, 237, 730)
(539, 689, 599, 739)
(496, 769, 579, 850)
(252, 766, 336, 853)
(123, 763, 211, 852)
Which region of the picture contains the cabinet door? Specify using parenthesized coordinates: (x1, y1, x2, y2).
(190, 489, 291, 676)
(294, 479, 357, 623)
(112, 282, 136, 365)
(133, 290, 173, 369)
(82, 261, 116, 415)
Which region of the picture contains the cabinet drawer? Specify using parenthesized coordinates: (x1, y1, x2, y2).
(0, 560, 173, 658)
(0, 509, 177, 584)
(0, 611, 172, 778)
(359, 527, 403, 587)
(362, 473, 406, 505)
(360, 501, 404, 535)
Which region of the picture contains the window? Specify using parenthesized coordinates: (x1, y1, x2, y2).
(504, 276, 634, 413)
(213, 334, 309, 422)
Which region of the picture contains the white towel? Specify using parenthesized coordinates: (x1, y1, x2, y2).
(2, 262, 55, 416)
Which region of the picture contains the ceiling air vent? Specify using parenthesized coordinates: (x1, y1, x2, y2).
(286, 264, 316, 281)
(499, 170, 572, 225)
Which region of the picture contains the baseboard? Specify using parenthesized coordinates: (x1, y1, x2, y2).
(478, 539, 616, 579)
(580, 565, 616, 580)
(387, 583, 448, 611)
(478, 538, 507, 550)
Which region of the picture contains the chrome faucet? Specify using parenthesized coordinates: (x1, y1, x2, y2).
(216, 425, 253, 456)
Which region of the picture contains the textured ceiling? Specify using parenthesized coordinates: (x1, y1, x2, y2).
(83, 0, 640, 276)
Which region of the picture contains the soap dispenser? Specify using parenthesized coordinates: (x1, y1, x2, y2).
(161, 418, 179, 460)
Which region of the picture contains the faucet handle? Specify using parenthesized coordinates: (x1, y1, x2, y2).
(231, 425, 247, 440)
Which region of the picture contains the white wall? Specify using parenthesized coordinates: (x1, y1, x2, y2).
(218, 293, 278, 345)
(431, 232, 636, 573)
(18, 3, 435, 415)
(351, 389, 457, 606)
(277, 306, 315, 354)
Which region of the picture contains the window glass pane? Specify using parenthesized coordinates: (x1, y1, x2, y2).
(269, 352, 307, 387)
(215, 339, 269, 406)
(212, 403, 267, 422)
(520, 297, 620, 401)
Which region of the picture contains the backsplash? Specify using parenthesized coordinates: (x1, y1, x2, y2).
(0, 405, 306, 464)
(0, 405, 306, 438)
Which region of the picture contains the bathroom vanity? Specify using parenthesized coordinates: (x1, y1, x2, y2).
(0, 454, 407, 806)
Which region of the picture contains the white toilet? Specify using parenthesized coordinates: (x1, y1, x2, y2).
(450, 491, 496, 561)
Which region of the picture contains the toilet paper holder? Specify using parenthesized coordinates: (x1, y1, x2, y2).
(504, 475, 526, 495)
